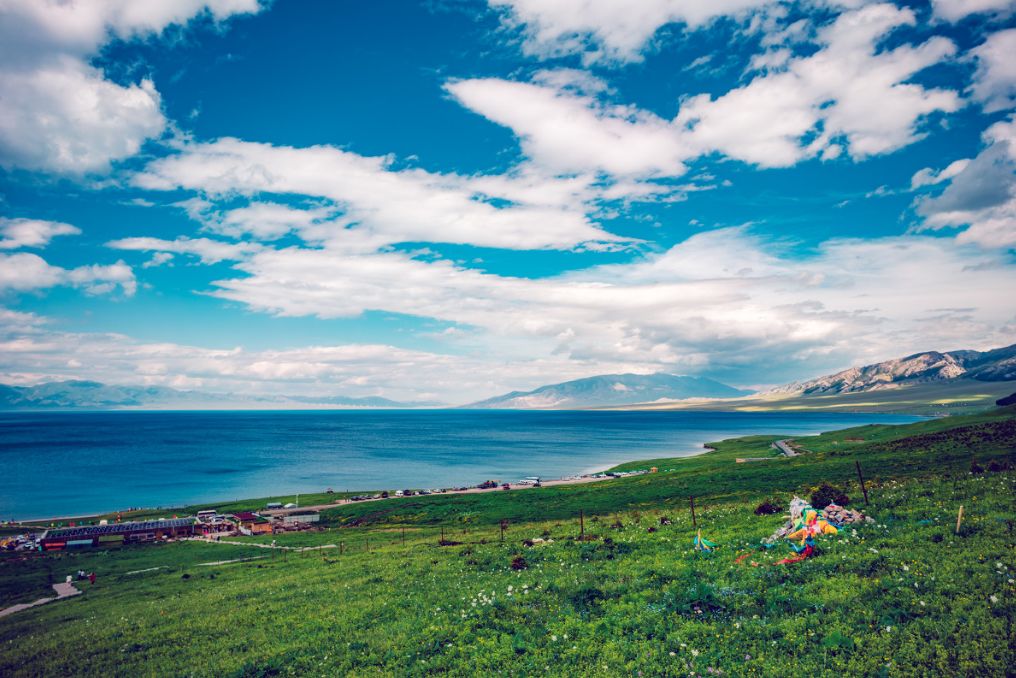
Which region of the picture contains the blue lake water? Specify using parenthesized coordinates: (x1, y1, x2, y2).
(0, 410, 923, 520)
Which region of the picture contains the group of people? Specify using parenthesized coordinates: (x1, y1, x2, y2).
(66, 570, 96, 585)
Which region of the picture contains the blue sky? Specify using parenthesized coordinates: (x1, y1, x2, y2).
(0, 0, 1014, 403)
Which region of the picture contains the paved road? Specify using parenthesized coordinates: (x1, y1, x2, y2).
(772, 439, 800, 457)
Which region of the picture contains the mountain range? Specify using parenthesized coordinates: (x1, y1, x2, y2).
(767, 343, 1016, 396)
(0, 381, 435, 410)
(463, 373, 752, 409)
(2, 342, 1013, 411)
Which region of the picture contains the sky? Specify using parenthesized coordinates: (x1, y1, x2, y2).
(0, 0, 1014, 404)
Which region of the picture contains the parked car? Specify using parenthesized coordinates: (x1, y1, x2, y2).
(501, 483, 511, 491)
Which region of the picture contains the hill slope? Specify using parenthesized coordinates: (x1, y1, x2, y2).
(465, 373, 751, 409)
(769, 343, 1016, 396)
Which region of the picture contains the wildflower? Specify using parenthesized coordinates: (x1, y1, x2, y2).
(669, 652, 676, 657)
(551, 635, 558, 642)
(691, 649, 700, 657)
(989, 595, 998, 604)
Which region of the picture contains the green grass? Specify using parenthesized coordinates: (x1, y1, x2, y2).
(2, 407, 1014, 676)
(310, 406, 1016, 528)
(621, 379, 1016, 415)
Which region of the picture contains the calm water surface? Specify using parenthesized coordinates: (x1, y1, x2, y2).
(0, 410, 922, 519)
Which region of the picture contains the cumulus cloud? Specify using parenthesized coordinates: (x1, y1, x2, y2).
(0, 311, 647, 403)
(490, 0, 774, 63)
(0, 0, 262, 174)
(0, 217, 80, 249)
(676, 4, 960, 164)
(969, 28, 1016, 113)
(911, 159, 971, 188)
(913, 117, 1016, 248)
(0, 252, 136, 296)
(132, 137, 630, 251)
(108, 236, 260, 264)
(116, 227, 1011, 388)
(452, 6, 960, 176)
(446, 78, 691, 177)
(8, 227, 1014, 399)
(930, 0, 1016, 22)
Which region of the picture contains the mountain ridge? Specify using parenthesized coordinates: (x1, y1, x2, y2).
(464, 373, 752, 409)
(767, 343, 1016, 396)
(0, 380, 438, 410)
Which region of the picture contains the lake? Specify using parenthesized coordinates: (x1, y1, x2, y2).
(0, 409, 922, 519)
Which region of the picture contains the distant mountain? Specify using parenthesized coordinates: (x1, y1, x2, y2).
(768, 343, 1016, 396)
(464, 373, 752, 409)
(0, 380, 437, 410)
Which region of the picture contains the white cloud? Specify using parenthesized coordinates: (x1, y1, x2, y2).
(446, 78, 691, 177)
(211, 202, 335, 241)
(0, 0, 262, 174)
(490, 0, 774, 63)
(969, 28, 1016, 114)
(913, 117, 1016, 248)
(676, 4, 960, 164)
(133, 138, 629, 250)
(0, 252, 136, 296)
(146, 227, 1014, 388)
(0, 217, 80, 249)
(930, 0, 1015, 22)
(108, 236, 260, 264)
(4, 225, 1012, 398)
(911, 158, 970, 188)
(452, 6, 960, 177)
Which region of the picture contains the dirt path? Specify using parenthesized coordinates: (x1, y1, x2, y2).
(0, 582, 82, 620)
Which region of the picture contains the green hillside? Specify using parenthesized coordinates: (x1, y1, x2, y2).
(618, 379, 1016, 415)
(2, 408, 1014, 676)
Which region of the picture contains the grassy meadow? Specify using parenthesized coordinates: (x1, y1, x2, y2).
(617, 379, 1016, 415)
(1, 407, 1014, 676)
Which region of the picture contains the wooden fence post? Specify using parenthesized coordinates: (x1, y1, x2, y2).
(401, 527, 405, 546)
(955, 505, 964, 534)
(689, 496, 697, 528)
(855, 461, 869, 505)
(579, 509, 585, 541)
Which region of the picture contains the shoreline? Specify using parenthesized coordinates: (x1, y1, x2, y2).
(6, 412, 926, 525)
(11, 472, 624, 526)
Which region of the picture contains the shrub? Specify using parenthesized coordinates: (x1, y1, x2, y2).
(810, 483, 850, 508)
(510, 555, 528, 570)
(754, 499, 783, 515)
(969, 460, 984, 474)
